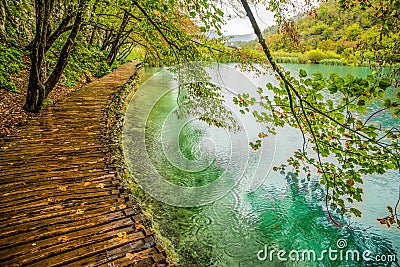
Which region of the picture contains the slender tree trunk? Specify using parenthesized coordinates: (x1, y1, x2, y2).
(89, 27, 97, 46)
(118, 42, 135, 61)
(24, 0, 54, 112)
(0, 0, 5, 34)
(24, 0, 88, 112)
(46, 13, 74, 52)
(101, 30, 111, 50)
(45, 0, 88, 96)
(88, 0, 100, 46)
(106, 11, 129, 66)
(240, 0, 276, 71)
(1, 0, 16, 30)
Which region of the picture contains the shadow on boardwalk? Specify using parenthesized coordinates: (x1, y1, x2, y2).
(0, 61, 168, 266)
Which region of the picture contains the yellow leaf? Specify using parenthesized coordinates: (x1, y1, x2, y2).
(119, 204, 127, 209)
(96, 183, 105, 188)
(117, 232, 127, 239)
(83, 182, 91, 187)
(110, 206, 116, 211)
(126, 253, 135, 260)
(134, 223, 146, 231)
(58, 185, 68, 191)
(75, 209, 85, 215)
(58, 236, 69, 242)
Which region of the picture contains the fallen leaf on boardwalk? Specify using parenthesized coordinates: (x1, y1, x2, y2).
(134, 223, 146, 231)
(83, 182, 91, 187)
(96, 183, 105, 188)
(58, 236, 69, 242)
(47, 198, 54, 203)
(58, 185, 68, 191)
(126, 253, 135, 260)
(119, 204, 127, 209)
(32, 243, 36, 246)
(110, 206, 116, 211)
(117, 232, 127, 239)
(75, 209, 85, 215)
(58, 156, 67, 160)
(3, 193, 9, 196)
(132, 255, 145, 262)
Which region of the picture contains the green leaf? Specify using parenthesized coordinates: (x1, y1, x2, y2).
(383, 99, 392, 107)
(379, 79, 392, 90)
(350, 208, 362, 217)
(216, 8, 224, 17)
(299, 69, 307, 78)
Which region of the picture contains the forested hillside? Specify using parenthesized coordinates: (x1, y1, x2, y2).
(245, 0, 400, 66)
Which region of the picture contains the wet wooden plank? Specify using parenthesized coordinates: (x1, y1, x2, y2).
(0, 61, 168, 266)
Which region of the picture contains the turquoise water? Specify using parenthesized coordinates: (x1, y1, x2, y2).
(123, 64, 400, 266)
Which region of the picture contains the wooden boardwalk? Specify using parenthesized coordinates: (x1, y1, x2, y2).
(0, 61, 168, 266)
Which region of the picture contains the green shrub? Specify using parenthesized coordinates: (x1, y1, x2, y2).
(0, 43, 24, 92)
(300, 49, 341, 64)
(304, 49, 327, 63)
(274, 57, 300, 63)
(320, 59, 344, 65)
(92, 61, 111, 78)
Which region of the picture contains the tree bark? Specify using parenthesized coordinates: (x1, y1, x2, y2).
(0, 0, 5, 34)
(45, 0, 88, 96)
(1, 0, 17, 30)
(46, 13, 74, 52)
(88, 0, 100, 46)
(239, 0, 276, 71)
(106, 11, 129, 66)
(24, 0, 54, 112)
(24, 0, 88, 112)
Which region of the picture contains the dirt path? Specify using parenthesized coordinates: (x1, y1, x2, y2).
(0, 61, 168, 266)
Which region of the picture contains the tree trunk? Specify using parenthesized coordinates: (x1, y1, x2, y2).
(24, 0, 88, 112)
(24, 0, 54, 112)
(88, 0, 100, 46)
(239, 0, 276, 70)
(0, 0, 5, 34)
(1, 0, 16, 30)
(101, 30, 111, 50)
(45, 0, 88, 96)
(106, 11, 129, 66)
(46, 13, 74, 52)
